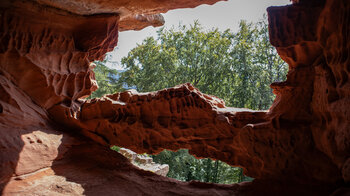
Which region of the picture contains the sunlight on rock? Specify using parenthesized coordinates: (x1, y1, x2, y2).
(116, 147, 169, 177)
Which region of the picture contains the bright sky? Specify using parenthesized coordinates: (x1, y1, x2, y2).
(107, 0, 291, 69)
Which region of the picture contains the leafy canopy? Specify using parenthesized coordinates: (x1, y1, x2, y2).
(117, 17, 287, 110)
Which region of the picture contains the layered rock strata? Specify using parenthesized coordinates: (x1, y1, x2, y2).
(0, 0, 349, 195)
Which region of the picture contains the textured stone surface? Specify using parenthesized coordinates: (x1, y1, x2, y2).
(33, 0, 223, 15)
(33, 0, 219, 32)
(2, 142, 335, 196)
(119, 14, 165, 32)
(268, 0, 350, 184)
(0, 0, 119, 110)
(0, 0, 349, 195)
(118, 147, 169, 177)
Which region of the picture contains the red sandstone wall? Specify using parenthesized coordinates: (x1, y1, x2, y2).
(0, 0, 349, 195)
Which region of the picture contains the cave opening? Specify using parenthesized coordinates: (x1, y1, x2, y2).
(2, 0, 349, 194)
(112, 146, 253, 184)
(89, 0, 291, 110)
(89, 0, 292, 185)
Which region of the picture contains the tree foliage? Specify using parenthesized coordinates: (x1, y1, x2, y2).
(89, 58, 122, 99)
(117, 16, 287, 110)
(151, 149, 253, 184)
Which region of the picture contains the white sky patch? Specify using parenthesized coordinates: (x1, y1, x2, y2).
(106, 0, 291, 70)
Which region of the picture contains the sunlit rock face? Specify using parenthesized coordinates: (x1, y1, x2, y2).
(118, 148, 169, 177)
(0, 0, 349, 195)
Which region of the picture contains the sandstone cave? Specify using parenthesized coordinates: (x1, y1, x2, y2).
(0, 0, 349, 195)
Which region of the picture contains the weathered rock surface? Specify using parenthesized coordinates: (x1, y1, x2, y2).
(118, 147, 169, 177)
(33, 0, 219, 32)
(119, 14, 165, 32)
(0, 0, 349, 195)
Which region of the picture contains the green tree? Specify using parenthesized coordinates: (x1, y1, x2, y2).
(253, 14, 288, 109)
(228, 20, 258, 108)
(118, 21, 234, 102)
(117, 20, 287, 110)
(89, 58, 122, 99)
(151, 149, 244, 184)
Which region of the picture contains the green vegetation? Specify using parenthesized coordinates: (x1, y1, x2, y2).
(96, 16, 288, 184)
(110, 145, 120, 152)
(88, 58, 122, 99)
(152, 149, 253, 184)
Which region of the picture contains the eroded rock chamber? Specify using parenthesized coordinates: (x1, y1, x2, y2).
(0, 0, 349, 195)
